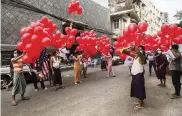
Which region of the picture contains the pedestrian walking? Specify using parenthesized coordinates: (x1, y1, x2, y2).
(50, 51, 65, 90)
(147, 50, 157, 76)
(100, 54, 107, 71)
(155, 49, 168, 87)
(168, 44, 182, 99)
(73, 52, 82, 85)
(121, 45, 146, 109)
(11, 50, 29, 106)
(104, 49, 116, 78)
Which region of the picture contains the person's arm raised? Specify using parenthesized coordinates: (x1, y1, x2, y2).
(11, 54, 23, 62)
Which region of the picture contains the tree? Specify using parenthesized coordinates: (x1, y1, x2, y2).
(163, 12, 169, 23)
(177, 21, 182, 28)
(174, 10, 182, 21)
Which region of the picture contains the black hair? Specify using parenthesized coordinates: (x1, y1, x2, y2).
(138, 45, 145, 51)
(172, 44, 179, 51)
(52, 51, 57, 56)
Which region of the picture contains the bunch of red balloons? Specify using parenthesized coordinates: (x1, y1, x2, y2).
(17, 16, 58, 63)
(159, 24, 182, 44)
(67, 0, 83, 15)
(76, 30, 97, 58)
(114, 21, 148, 60)
(64, 27, 78, 48)
(97, 35, 111, 55)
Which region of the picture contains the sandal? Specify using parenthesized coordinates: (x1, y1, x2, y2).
(12, 101, 18, 106)
(157, 84, 162, 87)
(21, 97, 29, 100)
(74, 83, 78, 85)
(134, 101, 140, 105)
(112, 75, 116, 77)
(134, 105, 143, 109)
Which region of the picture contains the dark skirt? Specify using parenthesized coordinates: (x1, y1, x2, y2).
(131, 72, 146, 100)
(156, 68, 166, 79)
(53, 68, 62, 85)
(101, 61, 107, 69)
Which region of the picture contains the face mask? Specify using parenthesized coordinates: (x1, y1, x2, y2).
(14, 53, 18, 57)
(158, 51, 162, 54)
(140, 50, 143, 54)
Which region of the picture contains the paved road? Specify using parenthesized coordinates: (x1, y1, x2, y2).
(1, 65, 182, 116)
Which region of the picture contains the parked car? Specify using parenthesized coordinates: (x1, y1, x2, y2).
(112, 56, 123, 65)
(1, 65, 32, 89)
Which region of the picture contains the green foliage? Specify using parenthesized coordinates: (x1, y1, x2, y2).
(177, 21, 182, 28)
(174, 10, 182, 21)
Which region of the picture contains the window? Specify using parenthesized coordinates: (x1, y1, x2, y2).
(113, 19, 119, 29)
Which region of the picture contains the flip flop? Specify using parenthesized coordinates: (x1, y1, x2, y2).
(134, 105, 143, 109)
(134, 101, 140, 105)
(21, 97, 29, 100)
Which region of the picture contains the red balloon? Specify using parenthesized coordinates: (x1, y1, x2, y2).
(128, 23, 138, 33)
(34, 26, 43, 35)
(113, 41, 119, 48)
(115, 48, 120, 55)
(152, 34, 157, 39)
(22, 54, 33, 64)
(157, 31, 165, 38)
(173, 36, 182, 44)
(161, 24, 169, 34)
(52, 24, 57, 30)
(40, 16, 49, 24)
(119, 54, 127, 60)
(25, 27, 34, 35)
(170, 24, 178, 34)
(76, 6, 83, 15)
(41, 37, 51, 47)
(177, 27, 182, 35)
(31, 34, 40, 43)
(16, 42, 25, 51)
(144, 35, 153, 43)
(70, 28, 78, 36)
(65, 27, 71, 34)
(20, 28, 26, 35)
(123, 29, 129, 37)
(138, 21, 148, 32)
(24, 44, 33, 53)
(21, 33, 31, 44)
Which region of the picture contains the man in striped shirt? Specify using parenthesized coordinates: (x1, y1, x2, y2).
(11, 50, 29, 106)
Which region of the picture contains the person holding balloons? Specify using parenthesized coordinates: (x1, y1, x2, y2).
(11, 50, 29, 106)
(120, 45, 146, 109)
(73, 51, 83, 85)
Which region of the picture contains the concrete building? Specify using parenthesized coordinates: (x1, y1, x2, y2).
(140, 0, 167, 34)
(109, 0, 144, 37)
(109, 0, 168, 36)
(1, 0, 113, 65)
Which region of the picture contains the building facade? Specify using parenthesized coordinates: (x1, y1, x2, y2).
(109, 0, 168, 36)
(140, 0, 168, 34)
(109, 0, 143, 37)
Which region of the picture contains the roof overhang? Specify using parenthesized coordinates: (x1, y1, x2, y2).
(110, 9, 134, 17)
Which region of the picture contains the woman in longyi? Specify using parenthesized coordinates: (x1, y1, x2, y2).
(120, 45, 146, 109)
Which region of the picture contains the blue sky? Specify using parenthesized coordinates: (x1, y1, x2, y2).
(92, 0, 182, 23)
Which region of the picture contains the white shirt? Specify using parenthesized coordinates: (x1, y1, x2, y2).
(53, 57, 60, 69)
(148, 55, 154, 61)
(124, 56, 133, 67)
(131, 58, 144, 75)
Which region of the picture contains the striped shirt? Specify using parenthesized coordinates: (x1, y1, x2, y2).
(12, 58, 23, 72)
